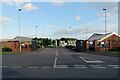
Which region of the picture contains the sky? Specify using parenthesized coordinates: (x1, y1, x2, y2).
(0, 1, 119, 40)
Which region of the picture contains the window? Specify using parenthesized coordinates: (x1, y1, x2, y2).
(25, 45, 27, 48)
(97, 42, 104, 47)
(89, 41, 93, 45)
(97, 42, 101, 47)
(105, 41, 109, 47)
(101, 42, 104, 47)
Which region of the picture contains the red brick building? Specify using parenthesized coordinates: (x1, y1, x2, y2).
(0, 36, 32, 52)
(88, 32, 120, 51)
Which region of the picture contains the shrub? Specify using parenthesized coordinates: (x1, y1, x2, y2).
(110, 47, 120, 51)
(2, 47, 12, 52)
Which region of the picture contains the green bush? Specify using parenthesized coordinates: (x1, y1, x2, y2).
(2, 47, 12, 52)
(110, 47, 120, 51)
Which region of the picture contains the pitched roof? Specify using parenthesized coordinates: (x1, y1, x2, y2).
(88, 32, 119, 41)
(0, 39, 18, 42)
(14, 36, 32, 42)
(0, 36, 32, 42)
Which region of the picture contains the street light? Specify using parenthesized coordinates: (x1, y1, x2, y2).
(18, 8, 22, 52)
(69, 27, 71, 38)
(42, 33, 43, 48)
(36, 26, 38, 51)
(36, 26, 38, 38)
(86, 28, 87, 40)
(103, 8, 107, 51)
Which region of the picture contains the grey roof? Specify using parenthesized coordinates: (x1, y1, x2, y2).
(0, 36, 32, 42)
(0, 39, 18, 42)
(14, 36, 32, 42)
(88, 32, 112, 41)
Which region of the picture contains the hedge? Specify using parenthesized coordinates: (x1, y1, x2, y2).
(2, 47, 12, 52)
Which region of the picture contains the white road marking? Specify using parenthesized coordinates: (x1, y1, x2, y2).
(86, 61, 103, 63)
(107, 65, 119, 67)
(56, 65, 68, 67)
(12, 66, 22, 68)
(75, 67, 88, 68)
(56, 49, 58, 56)
(56, 53, 58, 56)
(113, 67, 120, 69)
(89, 65, 102, 67)
(53, 57, 58, 68)
(74, 65, 85, 67)
(28, 66, 38, 69)
(54, 66, 68, 68)
(80, 57, 103, 63)
(93, 67, 107, 69)
(3, 66, 7, 68)
(42, 66, 51, 68)
(71, 53, 83, 54)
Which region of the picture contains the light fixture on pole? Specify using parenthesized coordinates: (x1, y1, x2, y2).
(69, 27, 71, 38)
(36, 26, 38, 51)
(36, 26, 38, 38)
(86, 28, 87, 40)
(42, 33, 43, 48)
(103, 8, 107, 51)
(18, 8, 22, 52)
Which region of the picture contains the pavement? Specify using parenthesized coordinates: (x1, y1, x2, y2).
(2, 48, 119, 78)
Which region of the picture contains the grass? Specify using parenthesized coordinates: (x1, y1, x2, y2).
(94, 50, 120, 57)
(1, 52, 18, 54)
(84, 50, 120, 57)
(106, 51, 120, 57)
(1, 51, 32, 54)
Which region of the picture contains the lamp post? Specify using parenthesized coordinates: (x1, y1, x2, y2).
(103, 8, 107, 51)
(42, 33, 43, 48)
(36, 26, 38, 38)
(69, 27, 71, 38)
(36, 26, 38, 51)
(18, 8, 22, 52)
(86, 28, 87, 40)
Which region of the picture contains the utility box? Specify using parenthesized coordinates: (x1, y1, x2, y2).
(31, 40, 37, 51)
(76, 40, 86, 52)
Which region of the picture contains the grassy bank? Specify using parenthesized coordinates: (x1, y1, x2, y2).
(84, 50, 120, 57)
(105, 51, 120, 57)
(1, 52, 18, 54)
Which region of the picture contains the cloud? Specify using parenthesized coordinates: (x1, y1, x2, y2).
(6, 2, 14, 5)
(5, 0, 24, 7)
(23, 3, 38, 11)
(15, 0, 23, 6)
(75, 15, 80, 20)
(82, 3, 118, 17)
(47, 25, 60, 30)
(52, 13, 118, 39)
(97, 13, 110, 17)
(51, 0, 65, 6)
(5, 2, 38, 11)
(0, 16, 11, 26)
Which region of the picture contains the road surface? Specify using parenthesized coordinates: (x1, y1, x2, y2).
(2, 48, 119, 78)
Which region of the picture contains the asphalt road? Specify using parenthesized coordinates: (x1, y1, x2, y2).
(2, 48, 119, 78)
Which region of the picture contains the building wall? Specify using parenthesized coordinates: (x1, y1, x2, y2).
(2, 41, 32, 52)
(0, 42, 2, 52)
(102, 34, 120, 48)
(2, 41, 19, 52)
(102, 34, 120, 42)
(95, 34, 120, 51)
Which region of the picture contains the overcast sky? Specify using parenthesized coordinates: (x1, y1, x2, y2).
(0, 0, 119, 39)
